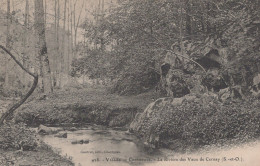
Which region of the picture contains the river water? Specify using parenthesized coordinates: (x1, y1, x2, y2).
(41, 126, 260, 166)
(41, 126, 164, 166)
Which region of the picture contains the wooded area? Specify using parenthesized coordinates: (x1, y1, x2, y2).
(0, 0, 260, 165)
(0, 0, 259, 98)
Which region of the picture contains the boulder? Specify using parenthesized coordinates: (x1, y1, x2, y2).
(38, 125, 52, 135)
(129, 113, 143, 133)
(68, 127, 77, 131)
(37, 125, 61, 135)
(253, 73, 260, 85)
(250, 74, 260, 98)
(71, 139, 89, 144)
(201, 69, 228, 92)
(230, 86, 246, 100)
(129, 95, 196, 147)
(164, 69, 190, 97)
(218, 87, 231, 102)
(54, 132, 67, 138)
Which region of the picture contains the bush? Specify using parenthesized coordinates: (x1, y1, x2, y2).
(0, 122, 38, 151)
(162, 99, 260, 150)
(110, 70, 160, 95)
(133, 96, 260, 151)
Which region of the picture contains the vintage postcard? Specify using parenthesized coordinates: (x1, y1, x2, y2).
(0, 0, 260, 165)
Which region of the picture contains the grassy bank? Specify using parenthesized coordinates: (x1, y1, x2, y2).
(1, 86, 160, 165)
(0, 146, 74, 166)
(130, 94, 260, 152)
(14, 86, 160, 127)
(12, 86, 260, 153)
(0, 122, 73, 166)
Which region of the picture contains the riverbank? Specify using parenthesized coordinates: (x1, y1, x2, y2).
(0, 145, 74, 166)
(1, 86, 160, 166)
(2, 86, 260, 165)
(13, 87, 260, 151)
(0, 121, 74, 166)
(14, 86, 160, 127)
(130, 94, 260, 152)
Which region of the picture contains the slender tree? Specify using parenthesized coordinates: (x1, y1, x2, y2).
(185, 0, 192, 39)
(70, 0, 74, 58)
(22, 0, 29, 85)
(44, 0, 47, 26)
(60, 0, 67, 86)
(34, 0, 53, 94)
(53, 0, 57, 87)
(57, 0, 61, 87)
(4, 0, 11, 88)
(67, 0, 71, 73)
(73, 0, 84, 55)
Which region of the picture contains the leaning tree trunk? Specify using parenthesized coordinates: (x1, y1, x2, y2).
(0, 45, 38, 125)
(35, 0, 53, 94)
(4, 0, 11, 88)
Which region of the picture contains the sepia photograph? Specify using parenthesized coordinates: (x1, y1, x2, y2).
(0, 0, 260, 165)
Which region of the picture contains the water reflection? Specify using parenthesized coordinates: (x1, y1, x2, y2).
(42, 127, 162, 166)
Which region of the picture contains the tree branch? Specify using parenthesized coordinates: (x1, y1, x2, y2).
(0, 45, 38, 125)
(0, 45, 37, 78)
(153, 48, 207, 73)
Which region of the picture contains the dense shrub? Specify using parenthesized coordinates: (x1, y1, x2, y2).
(0, 122, 38, 151)
(163, 99, 260, 150)
(133, 96, 260, 151)
(110, 69, 160, 95)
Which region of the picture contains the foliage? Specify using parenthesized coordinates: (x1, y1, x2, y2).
(14, 87, 158, 126)
(133, 96, 260, 151)
(72, 0, 260, 95)
(71, 49, 109, 79)
(0, 122, 38, 151)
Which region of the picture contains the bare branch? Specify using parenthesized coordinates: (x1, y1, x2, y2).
(0, 45, 38, 125)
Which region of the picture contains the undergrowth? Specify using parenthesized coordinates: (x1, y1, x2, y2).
(0, 122, 38, 151)
(135, 96, 260, 152)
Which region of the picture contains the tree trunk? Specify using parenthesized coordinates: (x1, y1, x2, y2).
(206, 2, 211, 34)
(22, 0, 29, 86)
(185, 0, 192, 39)
(179, 0, 184, 61)
(34, 0, 53, 94)
(100, 0, 105, 51)
(44, 0, 47, 26)
(73, 0, 84, 56)
(34, 0, 44, 92)
(73, 1, 76, 50)
(0, 45, 38, 125)
(57, 0, 61, 88)
(70, 0, 74, 59)
(53, 0, 57, 87)
(4, 0, 11, 88)
(60, 0, 67, 87)
(67, 0, 71, 74)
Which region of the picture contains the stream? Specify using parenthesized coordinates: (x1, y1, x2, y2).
(41, 125, 260, 166)
(41, 126, 165, 166)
